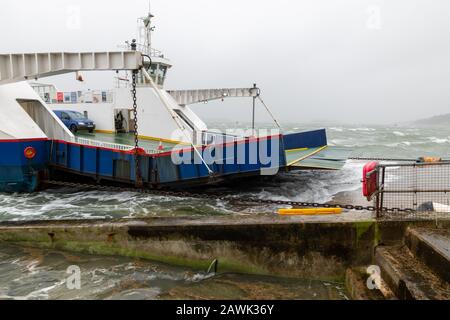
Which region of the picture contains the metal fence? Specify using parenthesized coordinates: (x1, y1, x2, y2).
(375, 161, 450, 219)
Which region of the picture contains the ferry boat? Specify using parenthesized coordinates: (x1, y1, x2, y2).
(0, 11, 351, 193)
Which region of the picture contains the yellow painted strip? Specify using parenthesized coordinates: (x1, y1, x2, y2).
(287, 145, 328, 167)
(278, 208, 343, 216)
(95, 129, 114, 134)
(94, 130, 189, 145)
(286, 147, 309, 153)
(137, 135, 189, 145)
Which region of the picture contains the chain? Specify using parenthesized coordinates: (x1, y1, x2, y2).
(41, 180, 416, 213)
(132, 71, 142, 187)
(349, 157, 417, 162)
(349, 157, 450, 163)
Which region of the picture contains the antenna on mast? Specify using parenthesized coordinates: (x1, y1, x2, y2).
(139, 1, 155, 55)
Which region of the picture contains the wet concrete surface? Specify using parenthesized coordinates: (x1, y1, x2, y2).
(412, 228, 450, 260)
(0, 209, 376, 228)
(1, 215, 449, 280)
(405, 227, 450, 283)
(375, 245, 450, 300)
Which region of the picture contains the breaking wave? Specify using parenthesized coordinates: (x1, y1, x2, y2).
(427, 137, 450, 144)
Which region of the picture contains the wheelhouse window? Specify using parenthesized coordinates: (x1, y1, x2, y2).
(149, 64, 158, 76)
(157, 65, 168, 86)
(136, 63, 169, 86)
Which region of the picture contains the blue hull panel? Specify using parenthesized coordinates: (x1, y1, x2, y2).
(0, 129, 331, 192)
(0, 139, 49, 192)
(283, 129, 327, 150)
(51, 135, 286, 185)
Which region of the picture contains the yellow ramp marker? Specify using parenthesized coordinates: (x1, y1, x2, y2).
(286, 145, 328, 167)
(278, 208, 343, 216)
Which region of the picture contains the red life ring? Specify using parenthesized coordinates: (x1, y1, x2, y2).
(362, 162, 378, 200)
(24, 146, 37, 159)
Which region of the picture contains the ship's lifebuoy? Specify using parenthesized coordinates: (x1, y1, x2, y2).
(362, 162, 379, 200)
(24, 146, 37, 159)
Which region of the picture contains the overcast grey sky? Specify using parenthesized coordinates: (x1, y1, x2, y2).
(2, 0, 450, 124)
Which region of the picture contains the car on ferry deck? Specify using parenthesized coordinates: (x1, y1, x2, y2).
(53, 110, 96, 133)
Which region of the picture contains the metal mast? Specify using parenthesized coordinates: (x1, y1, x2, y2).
(139, 3, 154, 55)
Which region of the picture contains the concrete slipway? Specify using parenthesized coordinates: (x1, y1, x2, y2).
(0, 212, 449, 299)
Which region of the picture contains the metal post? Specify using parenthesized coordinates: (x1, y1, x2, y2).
(376, 166, 386, 218)
(381, 167, 386, 215)
(375, 169, 380, 218)
(252, 83, 256, 136)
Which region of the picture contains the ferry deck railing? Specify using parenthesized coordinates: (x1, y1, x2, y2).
(200, 131, 240, 146)
(73, 131, 249, 157)
(117, 44, 164, 58)
(73, 137, 159, 155)
(73, 130, 264, 161)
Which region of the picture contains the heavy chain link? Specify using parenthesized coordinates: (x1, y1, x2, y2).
(349, 157, 417, 162)
(42, 180, 416, 213)
(132, 71, 142, 187)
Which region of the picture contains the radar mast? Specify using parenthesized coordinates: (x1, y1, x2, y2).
(137, 1, 155, 56)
